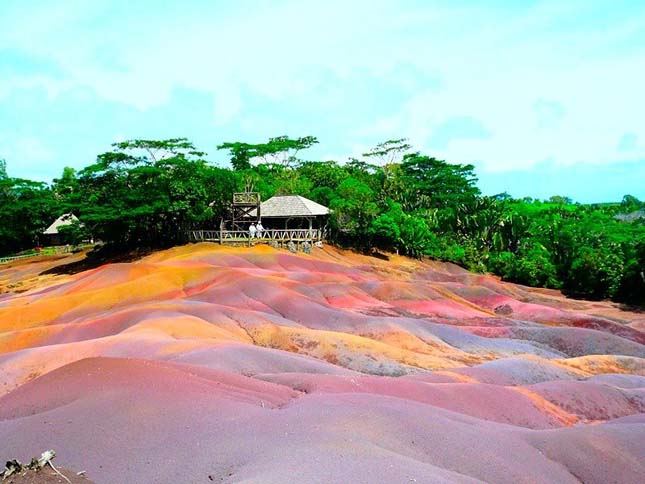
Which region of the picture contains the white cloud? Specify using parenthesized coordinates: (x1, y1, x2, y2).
(350, 5, 645, 171)
(1, 0, 644, 173)
(0, 134, 55, 179)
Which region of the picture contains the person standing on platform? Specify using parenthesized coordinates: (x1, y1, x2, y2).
(256, 220, 264, 239)
(249, 223, 257, 239)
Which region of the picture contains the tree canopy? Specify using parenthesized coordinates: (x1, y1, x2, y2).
(218, 136, 319, 170)
(1, 137, 643, 306)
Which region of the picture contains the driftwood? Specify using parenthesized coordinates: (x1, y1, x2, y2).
(2, 450, 71, 483)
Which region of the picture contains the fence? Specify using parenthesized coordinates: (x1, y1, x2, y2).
(0, 254, 40, 264)
(189, 228, 324, 244)
(0, 244, 95, 265)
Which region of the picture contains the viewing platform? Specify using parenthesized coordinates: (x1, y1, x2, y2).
(189, 228, 325, 246)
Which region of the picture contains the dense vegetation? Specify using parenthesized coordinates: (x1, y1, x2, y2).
(1, 137, 643, 305)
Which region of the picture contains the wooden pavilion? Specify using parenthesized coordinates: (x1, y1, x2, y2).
(190, 194, 330, 246)
(253, 195, 330, 231)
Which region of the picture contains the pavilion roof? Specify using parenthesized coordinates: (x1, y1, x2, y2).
(255, 195, 330, 218)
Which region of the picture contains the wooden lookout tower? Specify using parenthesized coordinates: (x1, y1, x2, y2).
(230, 192, 261, 231)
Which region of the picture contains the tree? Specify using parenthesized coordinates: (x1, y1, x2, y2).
(621, 194, 642, 212)
(362, 139, 414, 208)
(296, 161, 346, 190)
(0, 172, 58, 255)
(76, 138, 234, 247)
(510, 245, 560, 288)
(218, 136, 318, 169)
(257, 136, 318, 167)
(362, 138, 411, 167)
(216, 142, 254, 171)
(547, 195, 573, 205)
(368, 201, 405, 252)
(401, 154, 480, 209)
(112, 138, 206, 162)
(454, 196, 504, 252)
(52, 166, 79, 202)
(368, 213, 400, 252)
(57, 219, 90, 246)
(330, 177, 378, 244)
(2, 134, 645, 307)
(616, 237, 645, 304)
(564, 246, 624, 299)
(399, 215, 433, 259)
(272, 169, 313, 196)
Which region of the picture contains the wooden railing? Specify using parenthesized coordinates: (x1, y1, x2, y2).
(0, 254, 38, 264)
(233, 192, 260, 205)
(0, 244, 95, 265)
(189, 228, 324, 243)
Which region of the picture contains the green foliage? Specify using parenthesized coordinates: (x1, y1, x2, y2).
(52, 167, 79, 201)
(297, 161, 346, 189)
(216, 142, 255, 171)
(401, 154, 480, 209)
(2, 137, 643, 306)
(330, 177, 379, 240)
(57, 219, 90, 246)
(620, 194, 643, 213)
(369, 213, 400, 250)
(362, 138, 411, 166)
(399, 215, 433, 259)
(565, 246, 624, 298)
(0, 173, 59, 255)
(616, 239, 645, 304)
(548, 195, 574, 205)
(74, 139, 236, 247)
(112, 138, 206, 159)
(309, 186, 336, 207)
(509, 245, 560, 288)
(218, 136, 318, 170)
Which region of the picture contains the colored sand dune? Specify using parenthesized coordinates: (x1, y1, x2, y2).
(0, 243, 643, 483)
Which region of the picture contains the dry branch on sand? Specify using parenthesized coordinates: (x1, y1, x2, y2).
(2, 450, 91, 484)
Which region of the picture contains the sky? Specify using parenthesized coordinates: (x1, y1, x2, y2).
(1, 0, 644, 203)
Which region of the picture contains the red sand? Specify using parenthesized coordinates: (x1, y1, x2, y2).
(0, 243, 643, 483)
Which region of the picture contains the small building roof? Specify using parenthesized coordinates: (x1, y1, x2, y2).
(615, 209, 645, 222)
(257, 195, 330, 218)
(43, 213, 80, 235)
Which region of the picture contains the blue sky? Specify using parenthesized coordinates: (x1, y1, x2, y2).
(1, 0, 644, 202)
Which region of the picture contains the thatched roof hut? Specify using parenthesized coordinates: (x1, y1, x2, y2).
(43, 213, 80, 235)
(252, 195, 330, 229)
(42, 213, 81, 245)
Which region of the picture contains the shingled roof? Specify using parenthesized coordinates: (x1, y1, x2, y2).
(258, 195, 330, 218)
(43, 213, 80, 235)
(615, 209, 645, 222)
